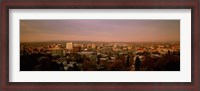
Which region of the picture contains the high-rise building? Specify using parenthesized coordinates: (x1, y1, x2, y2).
(91, 44, 96, 49)
(66, 42, 73, 50)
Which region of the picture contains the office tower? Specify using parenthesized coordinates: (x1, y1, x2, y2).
(91, 44, 96, 49)
(66, 42, 73, 50)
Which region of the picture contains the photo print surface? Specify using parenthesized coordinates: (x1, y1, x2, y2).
(20, 20, 180, 71)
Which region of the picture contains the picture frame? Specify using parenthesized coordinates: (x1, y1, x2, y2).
(0, 0, 199, 91)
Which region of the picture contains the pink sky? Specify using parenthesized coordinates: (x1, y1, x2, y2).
(20, 20, 180, 42)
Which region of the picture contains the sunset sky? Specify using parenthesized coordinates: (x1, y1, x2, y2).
(20, 20, 180, 42)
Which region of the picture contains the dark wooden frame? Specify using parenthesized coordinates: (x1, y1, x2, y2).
(0, 0, 199, 91)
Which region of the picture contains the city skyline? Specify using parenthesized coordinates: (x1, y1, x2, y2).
(20, 20, 180, 42)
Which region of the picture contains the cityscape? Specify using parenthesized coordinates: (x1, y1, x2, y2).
(20, 20, 180, 71)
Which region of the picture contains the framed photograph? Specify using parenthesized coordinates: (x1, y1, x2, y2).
(1, 0, 199, 91)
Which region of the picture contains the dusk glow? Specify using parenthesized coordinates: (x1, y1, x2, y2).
(20, 20, 180, 71)
(20, 20, 180, 42)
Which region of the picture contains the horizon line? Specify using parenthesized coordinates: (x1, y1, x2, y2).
(20, 40, 180, 43)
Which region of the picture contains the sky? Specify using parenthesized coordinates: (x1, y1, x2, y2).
(20, 20, 180, 42)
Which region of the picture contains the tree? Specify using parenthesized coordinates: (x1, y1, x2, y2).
(135, 56, 141, 71)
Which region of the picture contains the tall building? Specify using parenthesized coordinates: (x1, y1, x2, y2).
(66, 42, 73, 50)
(91, 44, 96, 49)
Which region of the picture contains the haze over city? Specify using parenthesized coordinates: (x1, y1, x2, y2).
(20, 20, 180, 71)
(20, 20, 180, 42)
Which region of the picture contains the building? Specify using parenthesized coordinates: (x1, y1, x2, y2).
(73, 46, 81, 52)
(52, 44, 60, 50)
(52, 49, 63, 56)
(91, 44, 96, 49)
(73, 43, 81, 52)
(66, 42, 73, 50)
